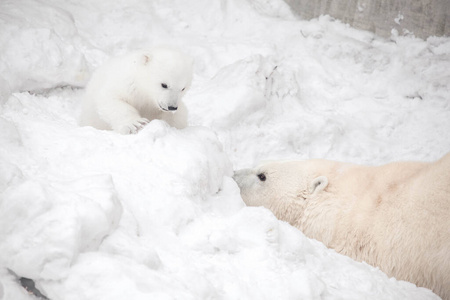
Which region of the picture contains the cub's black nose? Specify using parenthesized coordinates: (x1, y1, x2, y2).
(168, 106, 178, 111)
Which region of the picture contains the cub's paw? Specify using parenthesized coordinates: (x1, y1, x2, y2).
(117, 118, 150, 134)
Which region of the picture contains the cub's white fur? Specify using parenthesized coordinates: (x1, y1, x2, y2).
(234, 153, 450, 299)
(79, 47, 193, 134)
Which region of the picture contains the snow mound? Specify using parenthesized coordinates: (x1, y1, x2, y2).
(0, 0, 89, 93)
(0, 175, 121, 280)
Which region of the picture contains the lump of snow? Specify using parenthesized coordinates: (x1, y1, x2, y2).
(0, 175, 122, 280)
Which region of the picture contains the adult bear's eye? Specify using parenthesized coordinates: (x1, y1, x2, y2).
(257, 173, 266, 182)
(161, 83, 168, 89)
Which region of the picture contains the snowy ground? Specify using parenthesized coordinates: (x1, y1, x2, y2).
(1, 0, 449, 299)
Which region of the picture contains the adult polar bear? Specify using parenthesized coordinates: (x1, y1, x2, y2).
(234, 153, 450, 299)
(79, 47, 193, 134)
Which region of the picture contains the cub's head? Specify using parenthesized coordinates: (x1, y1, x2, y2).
(137, 47, 194, 111)
(233, 160, 329, 226)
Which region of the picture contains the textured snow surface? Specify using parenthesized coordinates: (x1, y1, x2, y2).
(0, 0, 449, 299)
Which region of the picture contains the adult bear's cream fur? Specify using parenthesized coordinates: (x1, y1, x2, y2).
(234, 153, 450, 299)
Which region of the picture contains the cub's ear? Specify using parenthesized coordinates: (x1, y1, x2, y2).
(309, 176, 328, 195)
(141, 53, 152, 65)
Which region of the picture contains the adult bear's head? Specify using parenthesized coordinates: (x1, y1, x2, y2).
(233, 160, 330, 227)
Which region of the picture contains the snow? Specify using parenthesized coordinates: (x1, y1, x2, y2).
(0, 0, 449, 299)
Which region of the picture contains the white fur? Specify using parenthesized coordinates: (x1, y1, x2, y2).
(234, 153, 450, 299)
(79, 47, 193, 134)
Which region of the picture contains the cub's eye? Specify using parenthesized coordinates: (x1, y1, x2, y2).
(257, 173, 266, 182)
(181, 87, 185, 92)
(161, 83, 168, 89)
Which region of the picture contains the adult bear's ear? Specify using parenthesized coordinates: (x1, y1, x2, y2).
(309, 176, 328, 195)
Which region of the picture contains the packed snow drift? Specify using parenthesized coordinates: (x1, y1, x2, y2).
(0, 0, 449, 299)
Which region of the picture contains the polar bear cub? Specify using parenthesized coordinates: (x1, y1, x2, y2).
(79, 47, 193, 134)
(234, 153, 450, 300)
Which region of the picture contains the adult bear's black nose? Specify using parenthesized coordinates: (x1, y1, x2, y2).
(168, 106, 178, 111)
